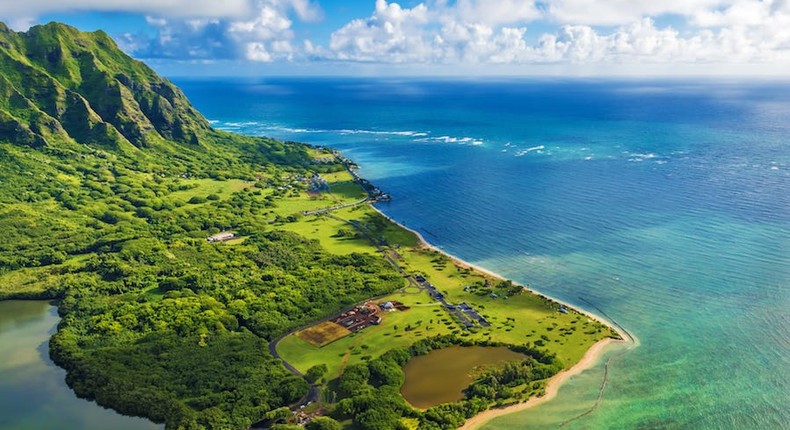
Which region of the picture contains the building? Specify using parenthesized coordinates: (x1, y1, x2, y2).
(207, 232, 236, 243)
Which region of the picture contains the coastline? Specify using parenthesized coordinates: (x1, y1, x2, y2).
(459, 337, 618, 430)
(370, 204, 632, 342)
(369, 204, 634, 428)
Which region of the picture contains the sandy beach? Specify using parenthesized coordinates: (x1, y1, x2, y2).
(370, 205, 635, 428)
(371, 205, 632, 342)
(458, 337, 619, 429)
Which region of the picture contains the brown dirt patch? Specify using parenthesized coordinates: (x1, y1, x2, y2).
(296, 321, 352, 347)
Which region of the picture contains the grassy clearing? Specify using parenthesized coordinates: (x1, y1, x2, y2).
(296, 321, 352, 347)
(167, 178, 251, 202)
(270, 192, 334, 216)
(0, 255, 93, 299)
(391, 245, 613, 368)
(349, 206, 421, 247)
(277, 290, 457, 379)
(278, 215, 375, 255)
(221, 237, 248, 246)
(327, 181, 367, 202)
(277, 201, 614, 384)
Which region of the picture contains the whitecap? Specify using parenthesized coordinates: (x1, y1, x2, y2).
(515, 145, 545, 157)
(225, 121, 259, 127)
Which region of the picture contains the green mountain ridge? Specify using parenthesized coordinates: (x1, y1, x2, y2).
(0, 22, 207, 150)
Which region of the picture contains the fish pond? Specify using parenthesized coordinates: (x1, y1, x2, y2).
(400, 346, 527, 409)
(0, 301, 159, 430)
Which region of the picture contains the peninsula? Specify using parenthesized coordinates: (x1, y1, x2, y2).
(0, 22, 624, 430)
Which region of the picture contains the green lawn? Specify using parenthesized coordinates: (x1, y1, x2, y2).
(351, 207, 421, 247)
(278, 216, 375, 255)
(392, 246, 613, 368)
(327, 181, 368, 202)
(270, 193, 334, 216)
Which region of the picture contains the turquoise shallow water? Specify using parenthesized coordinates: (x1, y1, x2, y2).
(179, 78, 790, 429)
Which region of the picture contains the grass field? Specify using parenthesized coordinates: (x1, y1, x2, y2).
(277, 201, 615, 381)
(296, 321, 352, 347)
(278, 215, 375, 255)
(0, 255, 94, 299)
(387, 241, 613, 367)
(277, 290, 458, 379)
(167, 178, 252, 202)
(269, 171, 367, 218)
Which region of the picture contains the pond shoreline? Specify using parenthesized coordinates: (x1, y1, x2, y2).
(401, 345, 529, 410)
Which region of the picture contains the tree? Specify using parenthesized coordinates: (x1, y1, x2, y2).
(306, 416, 342, 430)
(305, 364, 328, 384)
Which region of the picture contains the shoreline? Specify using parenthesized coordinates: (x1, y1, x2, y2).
(370, 204, 632, 342)
(459, 337, 618, 430)
(369, 204, 635, 428)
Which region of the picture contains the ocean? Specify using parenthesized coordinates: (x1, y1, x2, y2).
(176, 77, 790, 429)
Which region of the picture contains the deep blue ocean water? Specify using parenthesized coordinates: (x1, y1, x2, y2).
(176, 78, 790, 429)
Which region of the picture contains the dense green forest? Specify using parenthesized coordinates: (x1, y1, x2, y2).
(0, 22, 404, 429)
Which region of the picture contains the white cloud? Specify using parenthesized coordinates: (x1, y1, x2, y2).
(0, 0, 251, 21)
(224, 0, 319, 61)
(319, 0, 790, 70)
(542, 0, 726, 26)
(438, 0, 541, 26)
(245, 42, 273, 62)
(6, 0, 790, 73)
(329, 0, 435, 62)
(107, 0, 320, 62)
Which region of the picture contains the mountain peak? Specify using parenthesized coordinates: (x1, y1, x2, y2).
(0, 21, 210, 150)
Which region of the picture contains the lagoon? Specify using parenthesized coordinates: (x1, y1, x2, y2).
(0, 301, 159, 430)
(401, 346, 526, 409)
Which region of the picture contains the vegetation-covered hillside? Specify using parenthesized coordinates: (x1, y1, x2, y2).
(0, 22, 404, 429)
(0, 22, 617, 430)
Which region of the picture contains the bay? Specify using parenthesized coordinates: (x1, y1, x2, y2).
(0, 301, 160, 430)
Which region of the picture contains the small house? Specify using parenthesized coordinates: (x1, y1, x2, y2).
(207, 232, 236, 243)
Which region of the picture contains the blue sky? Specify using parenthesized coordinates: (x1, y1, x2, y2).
(3, 0, 789, 77)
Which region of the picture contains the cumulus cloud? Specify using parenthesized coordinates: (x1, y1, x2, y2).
(542, 0, 725, 26)
(329, 0, 434, 62)
(320, 0, 790, 68)
(123, 18, 231, 60)
(113, 0, 320, 62)
(437, 0, 542, 26)
(0, 0, 251, 20)
(6, 0, 790, 71)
